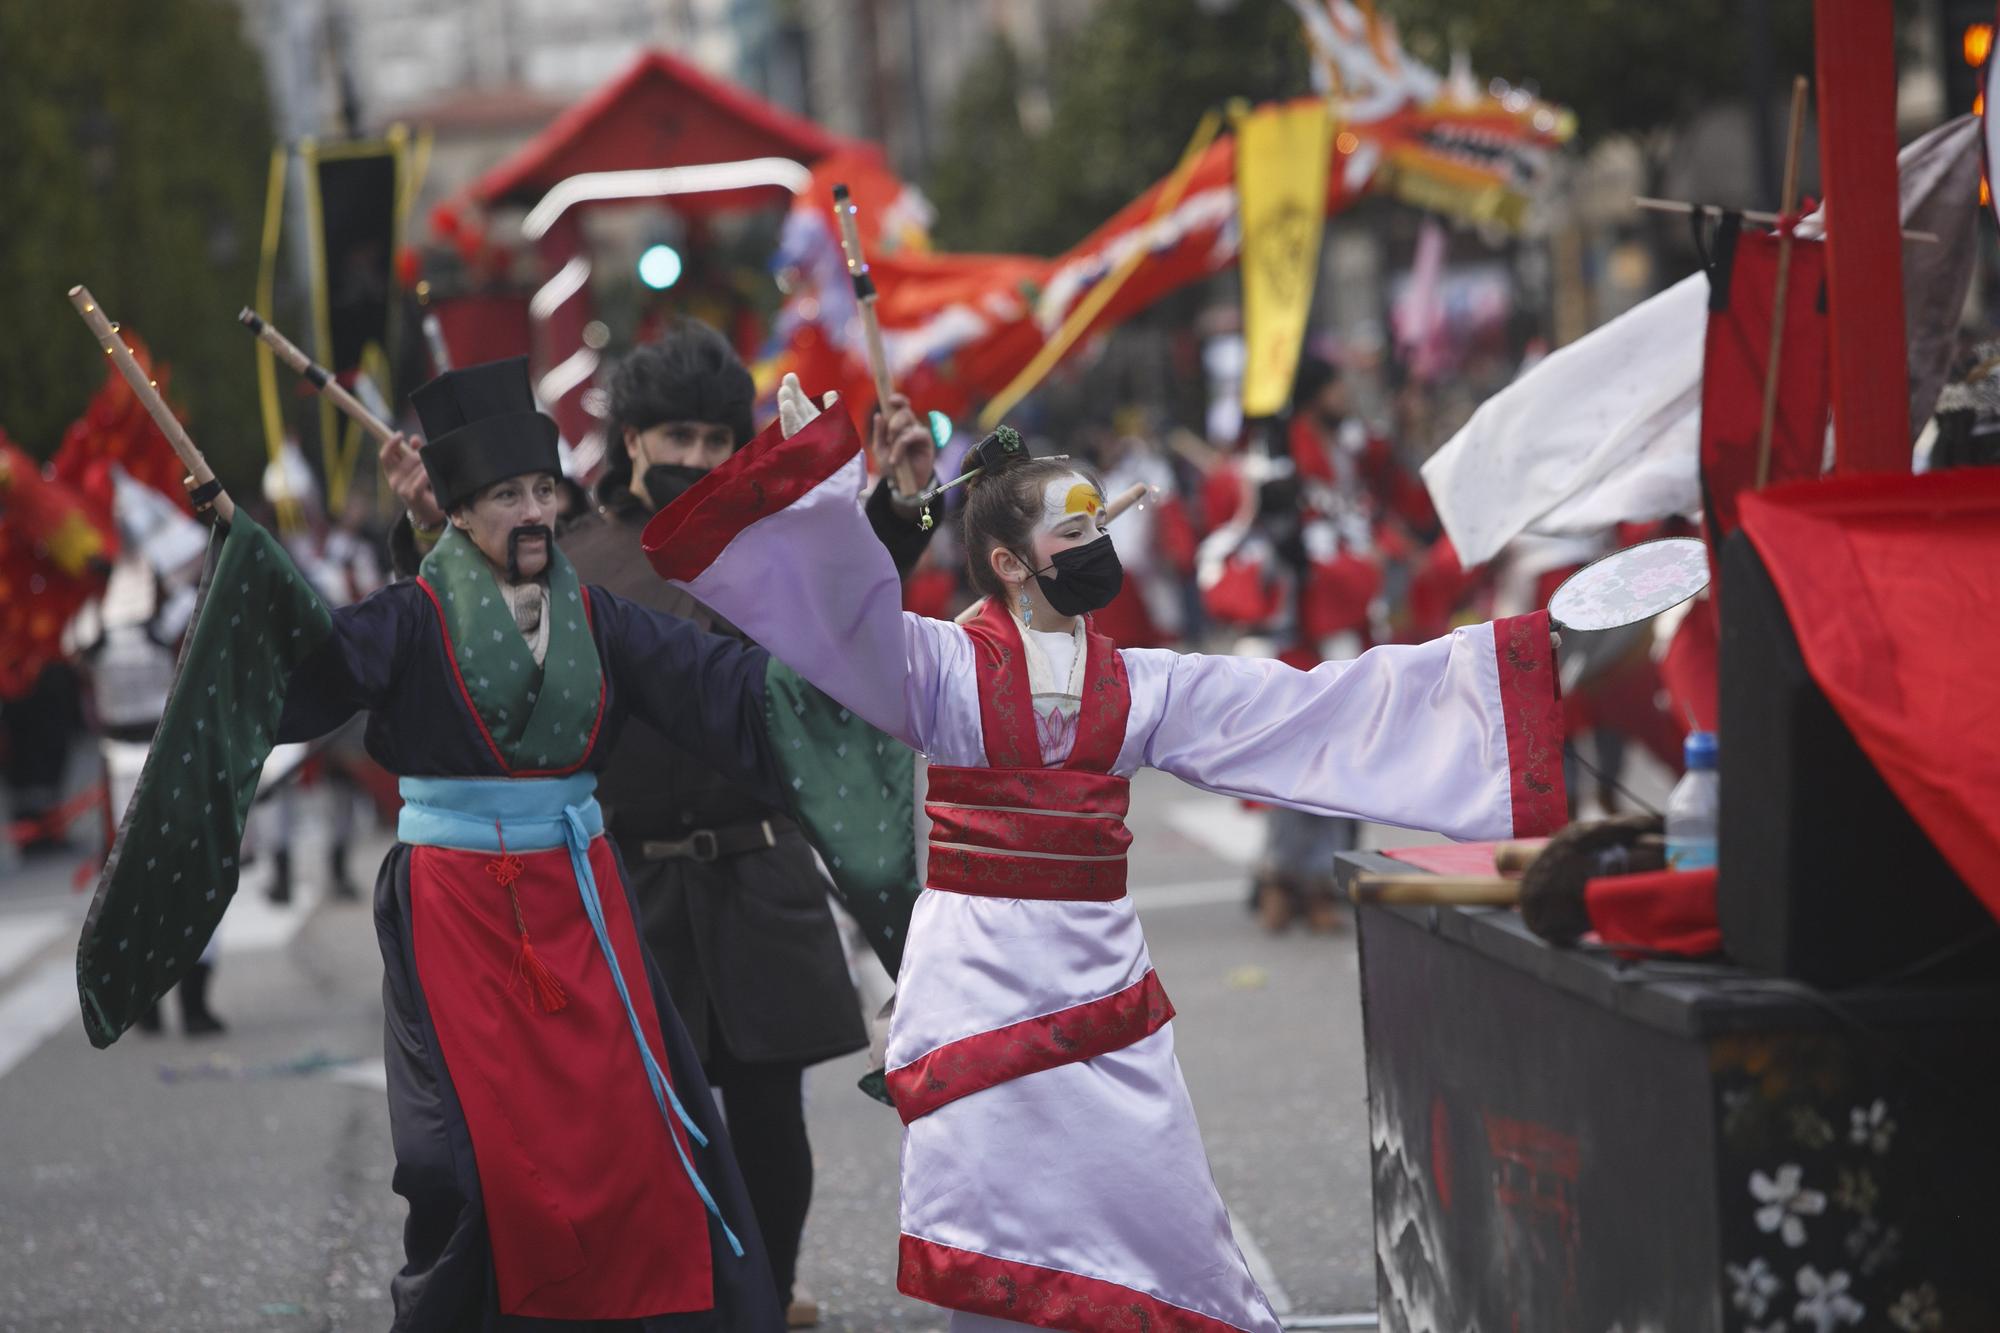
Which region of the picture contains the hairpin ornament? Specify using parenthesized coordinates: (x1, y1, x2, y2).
(914, 426, 1032, 531)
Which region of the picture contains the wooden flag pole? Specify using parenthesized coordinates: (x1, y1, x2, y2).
(831, 183, 897, 411)
(1755, 76, 1811, 489)
(69, 286, 235, 523)
(237, 309, 396, 446)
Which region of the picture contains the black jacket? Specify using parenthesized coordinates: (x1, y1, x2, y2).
(557, 481, 932, 1064)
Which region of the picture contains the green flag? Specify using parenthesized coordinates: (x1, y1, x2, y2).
(77, 515, 331, 1047)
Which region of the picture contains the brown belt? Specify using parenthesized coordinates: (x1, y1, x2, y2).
(640, 818, 778, 864)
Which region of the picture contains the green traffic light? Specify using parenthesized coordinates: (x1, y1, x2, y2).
(638, 244, 683, 290)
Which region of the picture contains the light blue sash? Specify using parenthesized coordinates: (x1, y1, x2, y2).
(398, 775, 743, 1256)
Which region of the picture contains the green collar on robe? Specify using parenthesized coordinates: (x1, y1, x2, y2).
(419, 525, 603, 772)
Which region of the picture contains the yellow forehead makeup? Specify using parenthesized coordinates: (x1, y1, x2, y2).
(1040, 474, 1101, 531)
(1064, 484, 1101, 515)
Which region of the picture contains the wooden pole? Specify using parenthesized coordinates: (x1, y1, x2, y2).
(1103, 482, 1151, 524)
(1348, 874, 1522, 907)
(68, 286, 234, 524)
(237, 309, 396, 446)
(1754, 76, 1810, 489)
(831, 184, 897, 411)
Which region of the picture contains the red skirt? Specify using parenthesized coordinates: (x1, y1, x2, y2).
(407, 837, 713, 1318)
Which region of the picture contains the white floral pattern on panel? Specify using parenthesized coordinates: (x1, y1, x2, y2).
(1750, 1164, 1827, 1248)
(1848, 1099, 1895, 1154)
(1888, 1282, 1942, 1332)
(1794, 1266, 1865, 1333)
(1726, 1257, 1783, 1319)
(1744, 1323, 1784, 1333)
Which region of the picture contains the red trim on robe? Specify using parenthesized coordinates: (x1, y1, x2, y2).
(412, 577, 607, 779)
(408, 839, 712, 1318)
(1492, 610, 1567, 837)
(898, 1233, 1249, 1333)
(925, 844, 1128, 901)
(958, 597, 1131, 771)
(887, 970, 1174, 1124)
(641, 408, 862, 585)
(960, 596, 1042, 768)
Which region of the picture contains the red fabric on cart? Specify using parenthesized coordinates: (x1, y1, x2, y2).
(1381, 841, 1542, 877)
(1585, 866, 1721, 957)
(1698, 225, 1831, 595)
(1739, 470, 2000, 923)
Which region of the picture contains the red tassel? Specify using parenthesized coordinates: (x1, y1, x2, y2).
(513, 932, 568, 1012)
(491, 820, 565, 1012)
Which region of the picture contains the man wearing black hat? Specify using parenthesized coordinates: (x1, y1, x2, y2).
(561, 320, 937, 1328)
(258, 355, 807, 1331)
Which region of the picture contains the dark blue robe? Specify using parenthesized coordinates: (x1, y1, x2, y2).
(278, 580, 786, 1333)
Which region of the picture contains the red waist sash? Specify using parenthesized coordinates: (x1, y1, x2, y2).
(924, 765, 1131, 901)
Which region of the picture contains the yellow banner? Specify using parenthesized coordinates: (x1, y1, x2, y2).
(1236, 102, 1333, 417)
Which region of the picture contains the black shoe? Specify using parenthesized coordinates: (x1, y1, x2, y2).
(134, 1002, 164, 1036)
(179, 963, 226, 1037)
(267, 848, 293, 906)
(329, 845, 360, 902)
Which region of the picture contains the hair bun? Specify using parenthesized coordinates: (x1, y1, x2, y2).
(964, 425, 1028, 489)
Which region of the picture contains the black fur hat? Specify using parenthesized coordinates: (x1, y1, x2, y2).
(412, 356, 561, 513)
(606, 320, 756, 469)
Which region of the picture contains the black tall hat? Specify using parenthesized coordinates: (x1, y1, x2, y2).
(412, 356, 561, 513)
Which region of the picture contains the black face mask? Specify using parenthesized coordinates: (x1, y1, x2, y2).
(641, 463, 710, 512)
(1027, 534, 1124, 618)
(505, 524, 553, 582)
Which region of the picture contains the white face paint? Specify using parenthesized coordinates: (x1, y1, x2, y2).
(1037, 473, 1106, 537)
(1015, 472, 1108, 584)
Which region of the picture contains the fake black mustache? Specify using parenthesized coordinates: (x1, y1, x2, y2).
(505, 525, 553, 581)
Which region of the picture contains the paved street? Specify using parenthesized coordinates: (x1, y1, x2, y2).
(0, 773, 1402, 1331)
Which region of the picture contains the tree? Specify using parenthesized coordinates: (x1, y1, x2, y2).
(1387, 0, 1817, 151)
(0, 0, 272, 487)
(926, 0, 1308, 256)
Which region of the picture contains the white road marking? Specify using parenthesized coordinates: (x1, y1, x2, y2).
(327, 1056, 387, 1091)
(212, 871, 320, 953)
(0, 911, 71, 980)
(0, 959, 82, 1081)
(1166, 799, 1267, 866)
(0, 841, 340, 1084)
(1129, 878, 1244, 910)
(1229, 1211, 1293, 1316)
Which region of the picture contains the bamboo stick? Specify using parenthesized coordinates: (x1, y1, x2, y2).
(831, 183, 896, 411)
(1103, 482, 1151, 523)
(236, 309, 396, 446)
(1755, 76, 1810, 489)
(1632, 198, 1936, 245)
(69, 286, 234, 523)
(1348, 874, 1522, 907)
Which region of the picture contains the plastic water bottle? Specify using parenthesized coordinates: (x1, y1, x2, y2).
(1665, 731, 1720, 871)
